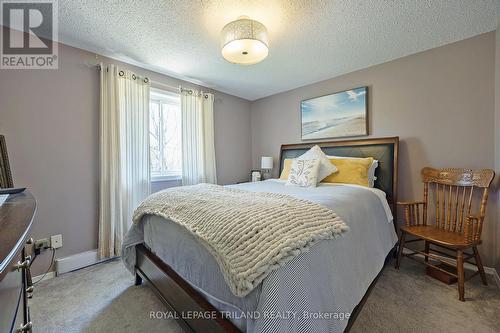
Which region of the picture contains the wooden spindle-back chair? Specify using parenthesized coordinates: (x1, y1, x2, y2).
(395, 167, 495, 301)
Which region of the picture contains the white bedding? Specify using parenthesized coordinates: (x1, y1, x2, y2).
(122, 179, 398, 332)
(259, 179, 394, 223)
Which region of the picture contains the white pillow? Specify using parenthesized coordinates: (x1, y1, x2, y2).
(298, 145, 337, 182)
(327, 155, 378, 187)
(285, 159, 320, 187)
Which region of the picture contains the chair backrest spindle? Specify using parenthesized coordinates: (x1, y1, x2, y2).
(435, 183, 440, 227)
(423, 182, 429, 225)
(452, 186, 459, 232)
(446, 185, 452, 230)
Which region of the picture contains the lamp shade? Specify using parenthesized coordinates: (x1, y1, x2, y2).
(221, 17, 269, 65)
(261, 156, 273, 169)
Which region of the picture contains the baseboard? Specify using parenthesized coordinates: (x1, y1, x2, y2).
(402, 248, 500, 289)
(55, 249, 113, 275)
(32, 271, 56, 283)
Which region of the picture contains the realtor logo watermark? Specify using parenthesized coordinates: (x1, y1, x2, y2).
(1, 0, 58, 69)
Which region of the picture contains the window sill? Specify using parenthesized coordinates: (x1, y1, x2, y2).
(151, 175, 182, 183)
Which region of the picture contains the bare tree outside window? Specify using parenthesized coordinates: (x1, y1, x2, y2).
(149, 89, 182, 180)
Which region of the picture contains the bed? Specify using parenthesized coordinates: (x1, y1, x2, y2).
(122, 137, 399, 333)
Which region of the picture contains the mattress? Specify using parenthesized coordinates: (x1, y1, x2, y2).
(122, 179, 398, 332)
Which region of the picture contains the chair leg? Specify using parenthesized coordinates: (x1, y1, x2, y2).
(457, 250, 465, 302)
(424, 241, 429, 262)
(472, 246, 487, 286)
(395, 231, 406, 269)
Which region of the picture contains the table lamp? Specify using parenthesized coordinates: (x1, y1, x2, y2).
(261, 156, 273, 180)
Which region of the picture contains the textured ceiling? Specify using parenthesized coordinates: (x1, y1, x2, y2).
(54, 0, 498, 100)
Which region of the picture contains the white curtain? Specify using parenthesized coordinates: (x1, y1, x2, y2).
(181, 90, 217, 185)
(98, 64, 151, 258)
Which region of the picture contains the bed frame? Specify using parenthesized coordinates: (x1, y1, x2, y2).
(134, 136, 399, 333)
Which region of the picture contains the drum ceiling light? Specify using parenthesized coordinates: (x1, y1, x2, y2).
(220, 16, 269, 65)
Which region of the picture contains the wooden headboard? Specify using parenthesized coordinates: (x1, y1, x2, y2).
(279, 137, 399, 222)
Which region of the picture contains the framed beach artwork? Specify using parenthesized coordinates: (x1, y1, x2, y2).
(301, 86, 368, 140)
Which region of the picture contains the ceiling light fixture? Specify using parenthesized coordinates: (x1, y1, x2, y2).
(220, 16, 269, 65)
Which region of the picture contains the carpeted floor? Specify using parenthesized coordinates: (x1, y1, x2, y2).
(30, 258, 500, 333)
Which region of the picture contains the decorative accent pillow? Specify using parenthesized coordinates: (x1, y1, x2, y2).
(327, 155, 378, 187)
(298, 145, 338, 182)
(322, 157, 374, 187)
(279, 158, 294, 180)
(285, 159, 320, 187)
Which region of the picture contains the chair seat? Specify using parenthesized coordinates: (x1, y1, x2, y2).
(401, 225, 480, 249)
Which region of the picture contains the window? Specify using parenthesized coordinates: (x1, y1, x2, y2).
(149, 88, 182, 181)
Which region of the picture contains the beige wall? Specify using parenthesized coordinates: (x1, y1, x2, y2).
(251, 32, 498, 267)
(0, 33, 252, 275)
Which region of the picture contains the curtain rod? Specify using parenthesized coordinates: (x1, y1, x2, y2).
(94, 64, 206, 96)
(150, 80, 181, 93)
(152, 80, 209, 97)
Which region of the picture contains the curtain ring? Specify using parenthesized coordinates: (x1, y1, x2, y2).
(204, 94, 208, 99)
(132, 74, 136, 80)
(188, 90, 193, 95)
(119, 70, 124, 77)
(144, 78, 149, 84)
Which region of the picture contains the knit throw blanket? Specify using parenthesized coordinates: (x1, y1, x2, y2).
(133, 183, 349, 297)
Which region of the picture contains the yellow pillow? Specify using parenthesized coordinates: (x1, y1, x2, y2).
(322, 157, 374, 187)
(279, 159, 294, 180)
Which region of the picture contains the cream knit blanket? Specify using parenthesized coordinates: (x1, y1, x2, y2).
(132, 183, 349, 297)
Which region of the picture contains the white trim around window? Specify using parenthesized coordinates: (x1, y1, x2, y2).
(151, 174, 182, 182)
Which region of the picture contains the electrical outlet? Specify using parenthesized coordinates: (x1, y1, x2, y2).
(34, 238, 50, 251)
(50, 234, 63, 249)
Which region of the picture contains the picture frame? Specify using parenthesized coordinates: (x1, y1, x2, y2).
(301, 86, 368, 140)
(0, 135, 13, 188)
